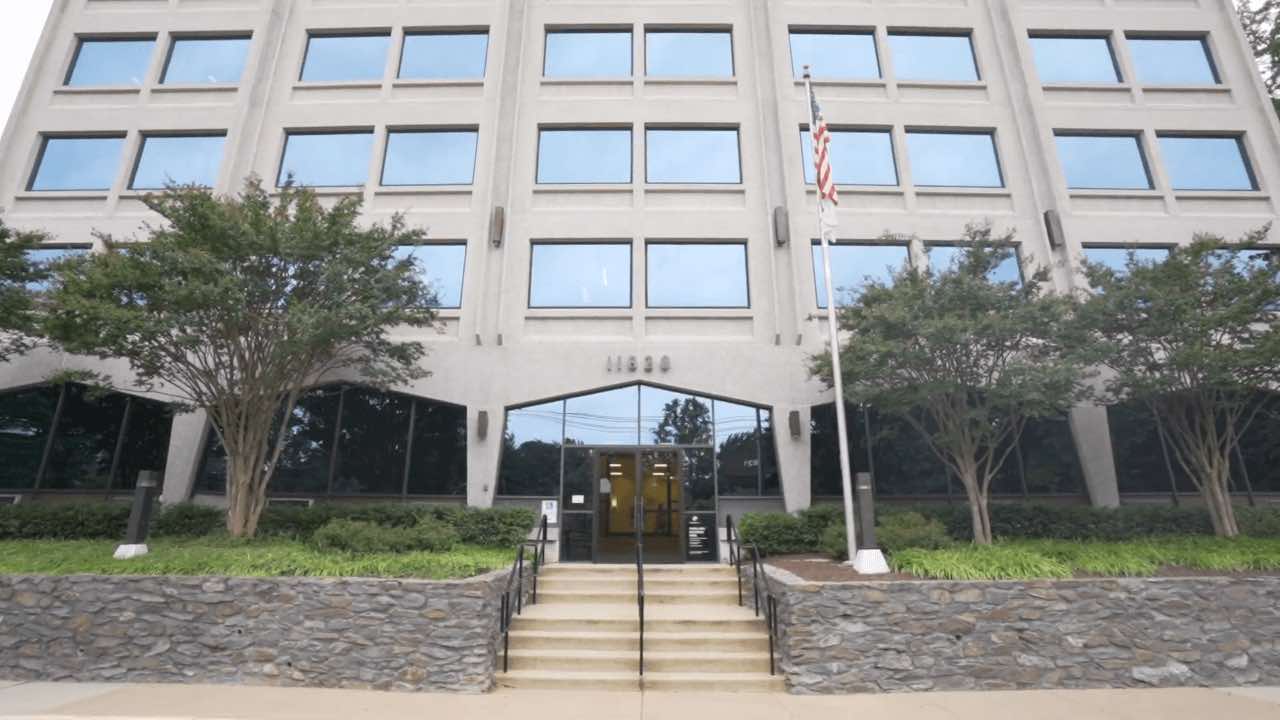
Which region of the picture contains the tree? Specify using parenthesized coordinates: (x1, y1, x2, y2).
(43, 180, 437, 537)
(1239, 0, 1279, 115)
(811, 225, 1093, 544)
(1079, 232, 1280, 537)
(0, 219, 49, 361)
(652, 397, 713, 445)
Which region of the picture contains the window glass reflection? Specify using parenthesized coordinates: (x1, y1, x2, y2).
(1030, 36, 1120, 83)
(278, 132, 374, 187)
(67, 38, 154, 86)
(498, 400, 563, 496)
(26, 246, 90, 292)
(928, 245, 1022, 284)
(715, 400, 761, 496)
(565, 386, 639, 445)
(162, 37, 250, 84)
(789, 31, 879, 79)
(271, 387, 341, 494)
(1157, 136, 1255, 191)
(301, 34, 390, 82)
(1127, 37, 1217, 85)
(888, 33, 978, 82)
(0, 386, 61, 490)
(131, 135, 226, 189)
(407, 400, 467, 495)
(41, 385, 129, 490)
(647, 243, 747, 308)
(646, 31, 733, 77)
(562, 447, 594, 509)
(333, 388, 411, 495)
(683, 448, 716, 511)
(1082, 246, 1170, 275)
(113, 398, 174, 491)
(395, 244, 466, 309)
(641, 387, 712, 445)
(544, 31, 632, 77)
(31, 136, 124, 191)
(537, 129, 632, 184)
(400, 32, 488, 79)
(906, 131, 1002, 187)
(800, 129, 897, 186)
(1054, 135, 1151, 190)
(530, 243, 631, 308)
(646, 129, 740, 184)
(382, 130, 477, 186)
(812, 243, 909, 308)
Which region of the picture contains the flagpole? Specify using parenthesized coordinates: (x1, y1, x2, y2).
(804, 67, 887, 574)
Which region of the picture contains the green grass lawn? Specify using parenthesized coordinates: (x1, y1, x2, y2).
(889, 536, 1280, 580)
(0, 537, 515, 580)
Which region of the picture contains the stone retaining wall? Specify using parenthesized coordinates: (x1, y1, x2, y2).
(751, 563, 1280, 694)
(0, 572, 513, 692)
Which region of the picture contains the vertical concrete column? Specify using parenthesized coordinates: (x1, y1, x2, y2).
(468, 405, 503, 508)
(1068, 404, 1121, 508)
(777, 405, 812, 512)
(159, 409, 209, 505)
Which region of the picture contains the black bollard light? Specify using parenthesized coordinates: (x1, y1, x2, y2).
(854, 471, 878, 549)
(114, 470, 160, 560)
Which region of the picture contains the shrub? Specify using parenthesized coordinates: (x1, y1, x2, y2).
(0, 503, 130, 540)
(1238, 506, 1280, 537)
(451, 507, 539, 547)
(876, 511, 952, 552)
(254, 504, 536, 546)
(819, 523, 849, 561)
(152, 503, 224, 537)
(309, 518, 459, 554)
(798, 504, 845, 541)
(738, 512, 813, 555)
(890, 545, 1073, 580)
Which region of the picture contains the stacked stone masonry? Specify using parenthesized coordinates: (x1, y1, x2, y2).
(754, 565, 1280, 694)
(0, 573, 508, 692)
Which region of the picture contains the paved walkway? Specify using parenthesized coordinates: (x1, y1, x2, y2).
(1, 681, 1278, 720)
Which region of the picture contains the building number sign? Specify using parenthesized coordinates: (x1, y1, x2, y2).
(607, 355, 671, 374)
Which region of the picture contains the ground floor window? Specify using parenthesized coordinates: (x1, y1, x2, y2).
(0, 383, 173, 491)
(810, 403, 1085, 499)
(196, 385, 466, 497)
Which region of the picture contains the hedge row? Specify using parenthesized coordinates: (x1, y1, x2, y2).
(0, 502, 538, 548)
(737, 503, 1280, 555)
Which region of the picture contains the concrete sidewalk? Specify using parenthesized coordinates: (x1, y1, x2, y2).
(1, 681, 1278, 720)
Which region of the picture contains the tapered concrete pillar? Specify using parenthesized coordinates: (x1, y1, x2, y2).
(159, 410, 209, 505)
(1069, 403, 1121, 508)
(777, 405, 812, 513)
(468, 405, 503, 508)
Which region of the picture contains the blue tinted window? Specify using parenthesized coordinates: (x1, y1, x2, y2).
(530, 243, 631, 308)
(789, 32, 879, 79)
(66, 38, 154, 86)
(1055, 135, 1151, 190)
(1158, 136, 1255, 191)
(906, 131, 1002, 187)
(1030, 36, 1119, 83)
(812, 243, 909, 307)
(26, 246, 90, 291)
(1128, 37, 1217, 85)
(888, 33, 978, 82)
(400, 32, 488, 79)
(537, 129, 632, 184)
(162, 37, 250, 84)
(646, 31, 733, 77)
(801, 129, 897, 186)
(30, 136, 124, 191)
(395, 244, 466, 309)
(929, 245, 1022, 283)
(301, 34, 389, 82)
(278, 132, 373, 187)
(131, 135, 226, 189)
(647, 243, 748, 308)
(646, 129, 740, 183)
(544, 31, 632, 78)
(1083, 246, 1170, 274)
(382, 130, 477, 186)
(565, 386, 639, 445)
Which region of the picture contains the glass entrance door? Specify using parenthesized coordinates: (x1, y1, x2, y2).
(586, 447, 685, 563)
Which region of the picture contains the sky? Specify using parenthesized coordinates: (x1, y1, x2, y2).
(0, 0, 54, 133)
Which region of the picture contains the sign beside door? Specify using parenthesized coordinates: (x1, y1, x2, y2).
(541, 499, 559, 526)
(684, 511, 717, 562)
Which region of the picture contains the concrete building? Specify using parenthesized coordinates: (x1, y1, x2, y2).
(1, 0, 1277, 562)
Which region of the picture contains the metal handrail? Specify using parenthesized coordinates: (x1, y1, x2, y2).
(635, 504, 645, 676)
(499, 515, 549, 673)
(724, 515, 777, 676)
(725, 514, 743, 605)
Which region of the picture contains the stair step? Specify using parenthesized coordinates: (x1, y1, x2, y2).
(497, 670, 783, 693)
(539, 577, 739, 590)
(506, 649, 771, 674)
(498, 670, 638, 691)
(538, 590, 737, 606)
(508, 630, 770, 652)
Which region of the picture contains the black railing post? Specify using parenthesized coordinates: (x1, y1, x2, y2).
(501, 593, 510, 672)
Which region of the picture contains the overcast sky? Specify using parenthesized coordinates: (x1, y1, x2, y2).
(1, 1, 54, 132)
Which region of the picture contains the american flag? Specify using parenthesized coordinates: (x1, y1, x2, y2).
(809, 84, 838, 206)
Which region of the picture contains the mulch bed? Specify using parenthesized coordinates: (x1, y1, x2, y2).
(766, 553, 1280, 582)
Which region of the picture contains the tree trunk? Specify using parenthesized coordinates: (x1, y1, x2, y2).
(1202, 466, 1239, 538)
(225, 447, 268, 538)
(958, 466, 993, 545)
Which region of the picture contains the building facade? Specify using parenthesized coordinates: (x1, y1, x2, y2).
(1, 0, 1278, 561)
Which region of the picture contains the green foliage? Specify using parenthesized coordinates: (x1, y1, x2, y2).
(738, 512, 814, 554)
(255, 504, 535, 548)
(1239, 506, 1280, 536)
(448, 507, 539, 547)
(798, 504, 845, 540)
(1238, 1, 1278, 100)
(151, 504, 225, 537)
(876, 511, 953, 552)
(812, 225, 1096, 544)
(0, 537, 512, 579)
(0, 503, 130, 540)
(0, 219, 49, 361)
(310, 518, 459, 554)
(893, 537, 1280, 580)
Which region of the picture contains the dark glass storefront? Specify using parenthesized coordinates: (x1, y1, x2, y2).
(497, 383, 777, 563)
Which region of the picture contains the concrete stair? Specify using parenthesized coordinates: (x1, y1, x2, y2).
(498, 564, 782, 692)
